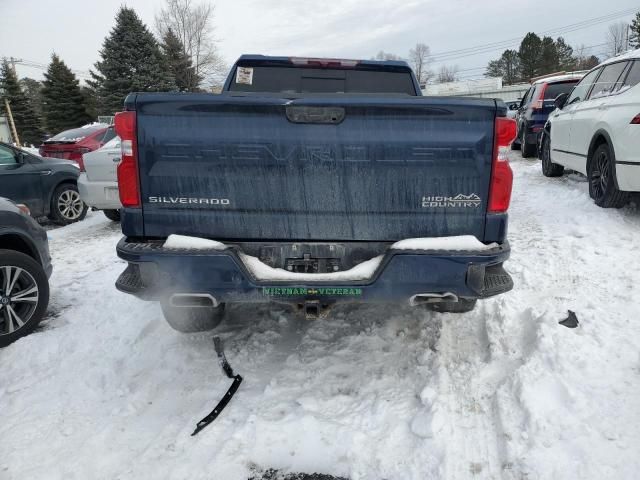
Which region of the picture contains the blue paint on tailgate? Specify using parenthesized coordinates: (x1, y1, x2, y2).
(126, 94, 498, 242)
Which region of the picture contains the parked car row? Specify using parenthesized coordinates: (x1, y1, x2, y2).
(512, 72, 585, 157)
(538, 49, 640, 208)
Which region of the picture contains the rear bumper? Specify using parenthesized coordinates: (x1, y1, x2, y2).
(616, 161, 640, 191)
(77, 173, 120, 210)
(116, 238, 513, 305)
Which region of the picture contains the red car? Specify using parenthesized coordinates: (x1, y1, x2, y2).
(39, 124, 116, 170)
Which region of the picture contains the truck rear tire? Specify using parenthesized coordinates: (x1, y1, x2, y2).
(160, 301, 226, 333)
(428, 299, 477, 313)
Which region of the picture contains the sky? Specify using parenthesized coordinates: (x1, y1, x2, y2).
(0, 0, 638, 83)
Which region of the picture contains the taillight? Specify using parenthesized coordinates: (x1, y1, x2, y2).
(68, 147, 90, 171)
(631, 114, 640, 124)
(488, 117, 517, 213)
(532, 84, 547, 111)
(114, 111, 140, 208)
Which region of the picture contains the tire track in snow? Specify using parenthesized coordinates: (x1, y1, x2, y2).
(436, 306, 506, 480)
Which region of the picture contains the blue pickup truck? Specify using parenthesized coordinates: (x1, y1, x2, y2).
(114, 55, 516, 333)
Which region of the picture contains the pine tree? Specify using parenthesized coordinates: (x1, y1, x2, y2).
(80, 85, 98, 120)
(0, 60, 45, 145)
(501, 50, 521, 84)
(555, 37, 575, 71)
(90, 7, 175, 115)
(485, 50, 520, 84)
(161, 28, 198, 91)
(41, 54, 93, 133)
(539, 36, 559, 75)
(519, 32, 542, 80)
(485, 59, 503, 78)
(576, 55, 600, 70)
(630, 12, 640, 48)
(19, 78, 45, 121)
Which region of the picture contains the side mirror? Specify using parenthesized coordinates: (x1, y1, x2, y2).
(13, 151, 26, 164)
(509, 103, 519, 111)
(554, 92, 569, 110)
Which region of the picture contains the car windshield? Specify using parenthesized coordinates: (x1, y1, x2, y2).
(46, 125, 106, 143)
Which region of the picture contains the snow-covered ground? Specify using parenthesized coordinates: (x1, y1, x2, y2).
(2, 152, 640, 480)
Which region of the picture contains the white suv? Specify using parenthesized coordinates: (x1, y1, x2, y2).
(540, 49, 640, 208)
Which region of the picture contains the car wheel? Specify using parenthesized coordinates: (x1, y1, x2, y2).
(428, 299, 477, 313)
(160, 300, 226, 333)
(541, 134, 564, 177)
(0, 249, 50, 347)
(49, 184, 88, 225)
(588, 143, 629, 208)
(520, 129, 535, 158)
(103, 209, 121, 222)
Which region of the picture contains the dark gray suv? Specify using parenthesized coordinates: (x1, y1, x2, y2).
(0, 142, 87, 224)
(0, 197, 52, 347)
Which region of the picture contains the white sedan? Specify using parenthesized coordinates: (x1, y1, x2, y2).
(77, 136, 121, 221)
(540, 49, 640, 208)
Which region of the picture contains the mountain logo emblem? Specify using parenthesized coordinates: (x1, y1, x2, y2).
(422, 194, 482, 208)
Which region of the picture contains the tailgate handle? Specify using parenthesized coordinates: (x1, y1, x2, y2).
(286, 106, 345, 124)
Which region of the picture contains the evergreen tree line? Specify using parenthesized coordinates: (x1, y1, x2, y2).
(487, 14, 640, 85)
(485, 34, 600, 85)
(631, 12, 640, 49)
(1, 6, 200, 145)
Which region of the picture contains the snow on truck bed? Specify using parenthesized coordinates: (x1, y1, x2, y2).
(2, 152, 640, 480)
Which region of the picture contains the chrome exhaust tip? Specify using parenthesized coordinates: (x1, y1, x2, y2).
(409, 292, 458, 307)
(169, 293, 219, 308)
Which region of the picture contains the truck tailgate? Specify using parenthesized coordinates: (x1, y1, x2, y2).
(133, 94, 498, 241)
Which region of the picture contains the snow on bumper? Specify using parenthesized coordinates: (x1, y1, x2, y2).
(115, 238, 512, 304)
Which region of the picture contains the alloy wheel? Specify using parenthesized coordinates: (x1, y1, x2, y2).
(57, 189, 84, 221)
(590, 150, 610, 201)
(542, 137, 550, 167)
(0, 266, 39, 336)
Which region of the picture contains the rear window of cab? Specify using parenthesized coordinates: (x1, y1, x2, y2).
(543, 81, 579, 99)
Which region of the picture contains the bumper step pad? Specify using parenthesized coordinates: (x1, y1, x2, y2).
(482, 265, 513, 297)
(115, 263, 145, 294)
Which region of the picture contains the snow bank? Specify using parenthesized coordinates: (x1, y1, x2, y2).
(239, 252, 383, 281)
(391, 235, 496, 251)
(163, 234, 227, 250)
